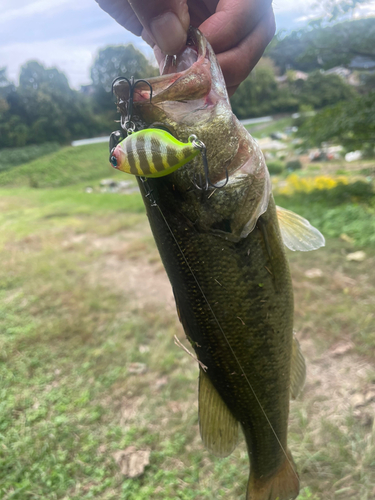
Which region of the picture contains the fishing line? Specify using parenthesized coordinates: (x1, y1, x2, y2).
(143, 181, 298, 480)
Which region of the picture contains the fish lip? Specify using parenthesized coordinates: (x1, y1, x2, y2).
(112, 27, 212, 113)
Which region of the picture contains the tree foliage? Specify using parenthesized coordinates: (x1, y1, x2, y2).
(0, 43, 158, 148)
(91, 45, 157, 93)
(91, 45, 157, 118)
(0, 20, 373, 149)
(297, 91, 375, 151)
(230, 62, 356, 119)
(230, 59, 300, 118)
(289, 71, 356, 108)
(267, 17, 375, 73)
(0, 62, 100, 148)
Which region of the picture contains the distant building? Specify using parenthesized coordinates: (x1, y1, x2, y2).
(325, 66, 360, 86)
(276, 70, 308, 83)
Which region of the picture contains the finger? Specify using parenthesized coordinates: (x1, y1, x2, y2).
(186, 1, 212, 26)
(199, 0, 273, 54)
(216, 7, 276, 89)
(95, 0, 143, 35)
(227, 85, 239, 98)
(128, 0, 190, 55)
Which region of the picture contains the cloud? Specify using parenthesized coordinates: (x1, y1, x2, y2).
(0, 0, 92, 24)
(272, 0, 315, 13)
(354, 0, 375, 16)
(295, 13, 321, 23)
(0, 23, 153, 89)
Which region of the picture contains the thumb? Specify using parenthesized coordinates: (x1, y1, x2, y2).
(129, 0, 190, 55)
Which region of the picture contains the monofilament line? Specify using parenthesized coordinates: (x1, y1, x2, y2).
(150, 195, 299, 482)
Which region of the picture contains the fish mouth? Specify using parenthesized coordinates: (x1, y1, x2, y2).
(112, 27, 227, 126)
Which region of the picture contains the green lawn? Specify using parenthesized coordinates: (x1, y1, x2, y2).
(244, 116, 294, 138)
(1, 144, 375, 500)
(0, 142, 123, 188)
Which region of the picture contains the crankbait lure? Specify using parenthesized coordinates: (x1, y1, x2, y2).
(110, 129, 200, 178)
(109, 74, 228, 188)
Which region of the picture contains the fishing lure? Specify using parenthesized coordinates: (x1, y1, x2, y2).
(110, 129, 200, 178)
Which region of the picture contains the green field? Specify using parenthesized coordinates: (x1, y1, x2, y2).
(1, 143, 375, 500)
(244, 117, 294, 138)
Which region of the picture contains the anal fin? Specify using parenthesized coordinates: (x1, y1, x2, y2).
(199, 368, 239, 457)
(290, 335, 306, 400)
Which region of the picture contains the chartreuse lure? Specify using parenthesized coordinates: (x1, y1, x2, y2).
(110, 129, 200, 177)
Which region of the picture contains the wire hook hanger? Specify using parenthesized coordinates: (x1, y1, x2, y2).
(189, 135, 229, 191)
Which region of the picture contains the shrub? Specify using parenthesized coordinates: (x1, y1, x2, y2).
(267, 160, 285, 175)
(0, 143, 60, 172)
(286, 159, 302, 171)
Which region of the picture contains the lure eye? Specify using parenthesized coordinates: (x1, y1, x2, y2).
(110, 155, 118, 168)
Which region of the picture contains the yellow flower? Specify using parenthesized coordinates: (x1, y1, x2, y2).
(276, 174, 349, 195)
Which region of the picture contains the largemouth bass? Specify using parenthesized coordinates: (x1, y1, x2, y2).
(112, 27, 324, 500)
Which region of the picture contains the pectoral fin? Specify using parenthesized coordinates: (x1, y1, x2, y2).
(199, 368, 239, 457)
(276, 205, 325, 251)
(290, 335, 306, 399)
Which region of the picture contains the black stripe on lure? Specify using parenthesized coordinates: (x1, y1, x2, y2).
(109, 129, 200, 178)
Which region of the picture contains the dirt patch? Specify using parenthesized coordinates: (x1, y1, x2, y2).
(87, 222, 176, 313)
(299, 338, 375, 431)
(96, 252, 175, 312)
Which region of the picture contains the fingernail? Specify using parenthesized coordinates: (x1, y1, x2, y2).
(150, 11, 187, 55)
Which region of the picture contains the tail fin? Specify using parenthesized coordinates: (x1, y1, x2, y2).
(246, 450, 299, 500)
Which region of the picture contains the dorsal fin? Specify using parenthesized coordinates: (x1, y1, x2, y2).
(276, 205, 325, 252)
(199, 368, 239, 457)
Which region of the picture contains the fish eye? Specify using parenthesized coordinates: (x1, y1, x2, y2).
(110, 155, 118, 168)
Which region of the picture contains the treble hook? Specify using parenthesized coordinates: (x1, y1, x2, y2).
(189, 135, 229, 191)
(112, 76, 152, 133)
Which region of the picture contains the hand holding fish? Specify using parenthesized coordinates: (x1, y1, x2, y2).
(95, 0, 276, 95)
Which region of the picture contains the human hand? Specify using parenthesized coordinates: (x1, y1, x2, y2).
(95, 0, 276, 96)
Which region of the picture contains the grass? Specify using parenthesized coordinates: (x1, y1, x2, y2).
(244, 116, 294, 138)
(1, 144, 375, 499)
(0, 143, 125, 188)
(274, 180, 375, 248)
(0, 142, 61, 173)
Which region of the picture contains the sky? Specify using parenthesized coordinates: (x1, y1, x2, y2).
(1, 0, 375, 89)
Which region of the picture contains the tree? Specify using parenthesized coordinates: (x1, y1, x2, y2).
(0, 62, 100, 148)
(301, 18, 375, 70)
(91, 44, 157, 92)
(19, 61, 71, 93)
(90, 44, 158, 119)
(290, 71, 357, 109)
(230, 59, 299, 118)
(0, 68, 13, 119)
(267, 17, 375, 74)
(266, 31, 319, 74)
(0, 68, 15, 98)
(297, 91, 375, 152)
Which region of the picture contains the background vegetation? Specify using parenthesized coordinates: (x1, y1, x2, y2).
(0, 2, 374, 152)
(1, 140, 374, 500)
(1, 1, 375, 499)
